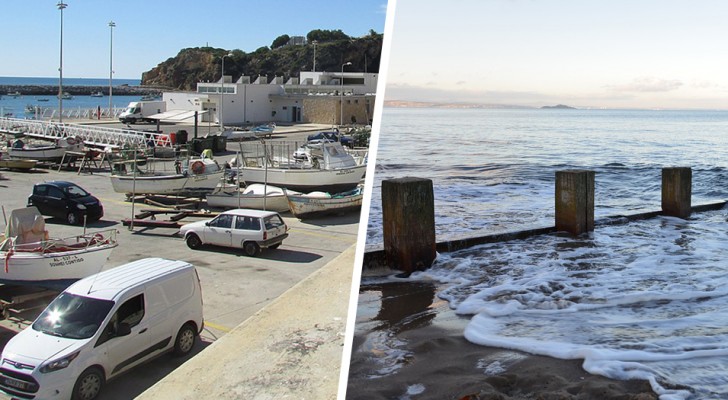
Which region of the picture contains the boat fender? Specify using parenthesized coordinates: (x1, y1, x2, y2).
(191, 160, 205, 175)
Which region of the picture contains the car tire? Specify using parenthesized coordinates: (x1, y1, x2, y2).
(186, 234, 202, 250)
(270, 243, 281, 250)
(72, 366, 105, 400)
(67, 212, 79, 225)
(243, 241, 261, 257)
(172, 323, 197, 357)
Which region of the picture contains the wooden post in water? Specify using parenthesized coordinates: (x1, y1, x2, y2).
(555, 170, 595, 235)
(662, 167, 692, 219)
(382, 177, 436, 274)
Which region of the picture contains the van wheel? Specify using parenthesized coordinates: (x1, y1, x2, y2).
(67, 212, 79, 225)
(72, 367, 105, 400)
(186, 234, 202, 249)
(270, 243, 281, 250)
(173, 323, 197, 357)
(243, 242, 261, 257)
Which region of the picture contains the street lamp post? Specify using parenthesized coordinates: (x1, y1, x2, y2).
(220, 52, 233, 129)
(312, 40, 317, 72)
(108, 21, 115, 118)
(57, 1, 67, 123)
(340, 61, 352, 127)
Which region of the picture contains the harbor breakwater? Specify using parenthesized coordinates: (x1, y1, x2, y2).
(1, 84, 164, 97)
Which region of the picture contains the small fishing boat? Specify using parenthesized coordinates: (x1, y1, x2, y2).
(90, 91, 104, 97)
(0, 153, 36, 171)
(0, 207, 118, 289)
(109, 157, 225, 196)
(7, 137, 84, 163)
(206, 183, 297, 213)
(239, 142, 366, 193)
(251, 123, 276, 138)
(285, 185, 364, 219)
(59, 92, 74, 100)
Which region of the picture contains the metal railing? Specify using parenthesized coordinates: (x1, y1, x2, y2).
(0, 117, 172, 149)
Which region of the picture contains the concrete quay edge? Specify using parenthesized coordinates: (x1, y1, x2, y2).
(136, 244, 356, 400)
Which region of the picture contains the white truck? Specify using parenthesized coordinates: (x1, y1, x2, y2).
(119, 100, 166, 124)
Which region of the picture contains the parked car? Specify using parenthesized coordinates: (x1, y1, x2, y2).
(179, 209, 288, 257)
(0, 258, 204, 400)
(27, 181, 103, 225)
(306, 130, 353, 148)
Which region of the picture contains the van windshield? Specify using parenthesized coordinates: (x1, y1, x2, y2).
(32, 293, 114, 340)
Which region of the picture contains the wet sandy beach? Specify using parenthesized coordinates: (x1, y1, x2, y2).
(346, 279, 658, 400)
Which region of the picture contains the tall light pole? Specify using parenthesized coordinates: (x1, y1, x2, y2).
(108, 21, 115, 118)
(312, 40, 317, 72)
(220, 52, 233, 129)
(340, 61, 352, 127)
(57, 1, 67, 123)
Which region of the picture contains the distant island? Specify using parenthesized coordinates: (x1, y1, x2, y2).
(541, 104, 576, 109)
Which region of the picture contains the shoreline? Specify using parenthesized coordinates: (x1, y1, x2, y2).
(0, 84, 164, 97)
(347, 279, 658, 400)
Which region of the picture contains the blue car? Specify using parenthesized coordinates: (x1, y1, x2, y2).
(306, 131, 353, 148)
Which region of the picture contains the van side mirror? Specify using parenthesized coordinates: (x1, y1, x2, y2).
(205, 221, 210, 226)
(116, 323, 132, 337)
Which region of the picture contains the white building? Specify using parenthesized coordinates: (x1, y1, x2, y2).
(162, 70, 377, 126)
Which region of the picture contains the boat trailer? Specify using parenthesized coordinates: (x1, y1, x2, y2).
(122, 208, 219, 229)
(0, 285, 59, 320)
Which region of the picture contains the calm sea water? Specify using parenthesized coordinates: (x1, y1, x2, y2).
(0, 76, 140, 87)
(363, 107, 728, 400)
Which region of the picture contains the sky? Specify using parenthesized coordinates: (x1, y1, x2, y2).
(384, 0, 728, 109)
(1, 0, 387, 80)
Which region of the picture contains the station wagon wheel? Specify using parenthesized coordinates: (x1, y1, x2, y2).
(243, 242, 261, 257)
(186, 234, 203, 250)
(173, 323, 197, 357)
(72, 366, 105, 400)
(67, 212, 79, 225)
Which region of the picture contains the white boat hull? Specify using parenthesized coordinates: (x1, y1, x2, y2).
(240, 164, 366, 193)
(110, 170, 224, 195)
(8, 144, 82, 162)
(286, 192, 363, 219)
(1, 244, 116, 289)
(206, 192, 290, 212)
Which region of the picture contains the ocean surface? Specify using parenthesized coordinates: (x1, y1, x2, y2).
(0, 76, 144, 118)
(363, 107, 728, 400)
(0, 76, 140, 87)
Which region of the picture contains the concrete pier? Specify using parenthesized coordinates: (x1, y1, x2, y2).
(662, 167, 692, 219)
(555, 170, 595, 235)
(382, 177, 436, 274)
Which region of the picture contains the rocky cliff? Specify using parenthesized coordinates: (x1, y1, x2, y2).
(141, 31, 382, 90)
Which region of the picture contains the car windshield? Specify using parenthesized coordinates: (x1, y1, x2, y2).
(32, 293, 114, 340)
(264, 214, 285, 230)
(64, 185, 89, 198)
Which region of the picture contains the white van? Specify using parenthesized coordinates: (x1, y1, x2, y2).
(0, 258, 204, 400)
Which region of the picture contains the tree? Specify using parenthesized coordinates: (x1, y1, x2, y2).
(306, 29, 350, 43)
(271, 34, 290, 49)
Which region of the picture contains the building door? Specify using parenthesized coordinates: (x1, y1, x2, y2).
(291, 106, 301, 122)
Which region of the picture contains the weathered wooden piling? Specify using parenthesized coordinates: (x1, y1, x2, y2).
(662, 167, 692, 219)
(382, 177, 436, 274)
(555, 170, 595, 235)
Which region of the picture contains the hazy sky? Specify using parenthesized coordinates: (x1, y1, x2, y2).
(1, 0, 387, 80)
(384, 0, 728, 109)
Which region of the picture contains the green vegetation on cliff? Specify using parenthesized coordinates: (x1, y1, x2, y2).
(141, 29, 382, 90)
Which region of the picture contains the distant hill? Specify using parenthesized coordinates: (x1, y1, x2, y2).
(141, 30, 382, 90)
(541, 104, 576, 109)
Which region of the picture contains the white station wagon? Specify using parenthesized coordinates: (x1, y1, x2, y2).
(179, 209, 288, 257)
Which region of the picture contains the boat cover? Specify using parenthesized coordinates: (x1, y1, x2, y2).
(4, 207, 49, 246)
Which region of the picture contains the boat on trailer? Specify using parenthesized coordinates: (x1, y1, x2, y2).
(286, 185, 364, 219)
(109, 157, 225, 196)
(239, 142, 366, 193)
(205, 183, 296, 213)
(0, 207, 118, 289)
(7, 137, 83, 163)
